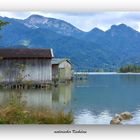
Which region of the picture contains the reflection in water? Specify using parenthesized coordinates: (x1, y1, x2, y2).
(1, 75, 140, 124)
(52, 83, 72, 109)
(22, 90, 53, 109)
(72, 75, 140, 124)
(74, 109, 112, 124)
(0, 83, 72, 112)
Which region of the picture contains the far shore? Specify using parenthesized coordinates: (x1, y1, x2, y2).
(74, 72, 140, 75)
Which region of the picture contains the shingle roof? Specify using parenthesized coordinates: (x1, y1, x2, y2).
(0, 48, 54, 59)
(52, 58, 71, 65)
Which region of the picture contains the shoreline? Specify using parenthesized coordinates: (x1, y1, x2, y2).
(74, 72, 140, 75)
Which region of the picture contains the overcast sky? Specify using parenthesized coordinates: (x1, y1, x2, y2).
(0, 11, 140, 32)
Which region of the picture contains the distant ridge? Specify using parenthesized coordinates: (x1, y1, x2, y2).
(1, 15, 140, 71)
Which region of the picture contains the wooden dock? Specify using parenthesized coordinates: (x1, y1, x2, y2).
(74, 72, 88, 80)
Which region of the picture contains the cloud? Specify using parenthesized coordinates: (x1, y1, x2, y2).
(1, 11, 140, 31)
(0, 12, 31, 19)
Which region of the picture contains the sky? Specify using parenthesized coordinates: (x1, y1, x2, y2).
(0, 11, 140, 32)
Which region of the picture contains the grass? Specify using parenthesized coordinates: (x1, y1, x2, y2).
(0, 102, 73, 124)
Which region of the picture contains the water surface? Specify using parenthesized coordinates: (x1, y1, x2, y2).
(1, 74, 140, 125)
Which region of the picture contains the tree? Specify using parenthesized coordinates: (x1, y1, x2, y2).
(119, 64, 140, 73)
(0, 20, 9, 30)
(0, 20, 9, 38)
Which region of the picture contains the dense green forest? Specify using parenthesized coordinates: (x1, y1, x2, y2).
(119, 65, 140, 73)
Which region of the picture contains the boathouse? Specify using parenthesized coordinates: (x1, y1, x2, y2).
(0, 48, 54, 84)
(52, 58, 72, 82)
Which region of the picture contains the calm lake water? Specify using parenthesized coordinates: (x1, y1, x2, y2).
(1, 74, 140, 125)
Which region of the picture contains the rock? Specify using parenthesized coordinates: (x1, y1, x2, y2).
(120, 112, 133, 120)
(110, 112, 133, 125)
(114, 114, 123, 121)
(110, 118, 121, 125)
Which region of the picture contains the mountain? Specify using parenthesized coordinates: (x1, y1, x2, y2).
(1, 15, 140, 71)
(81, 27, 105, 42)
(23, 14, 83, 37)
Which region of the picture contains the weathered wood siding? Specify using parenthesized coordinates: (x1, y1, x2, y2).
(0, 59, 52, 83)
(59, 61, 72, 80)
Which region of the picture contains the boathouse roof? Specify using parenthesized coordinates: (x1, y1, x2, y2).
(0, 48, 54, 59)
(52, 58, 71, 65)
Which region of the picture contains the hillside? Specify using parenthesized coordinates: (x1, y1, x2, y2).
(1, 15, 140, 71)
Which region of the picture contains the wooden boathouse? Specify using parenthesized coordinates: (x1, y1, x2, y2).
(0, 48, 54, 88)
(52, 58, 72, 82)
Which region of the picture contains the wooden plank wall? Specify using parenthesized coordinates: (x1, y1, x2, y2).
(59, 61, 72, 80)
(0, 58, 52, 83)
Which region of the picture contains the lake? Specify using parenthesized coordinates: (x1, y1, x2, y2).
(0, 74, 140, 125)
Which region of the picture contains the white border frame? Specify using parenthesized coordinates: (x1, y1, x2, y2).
(0, 0, 140, 140)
